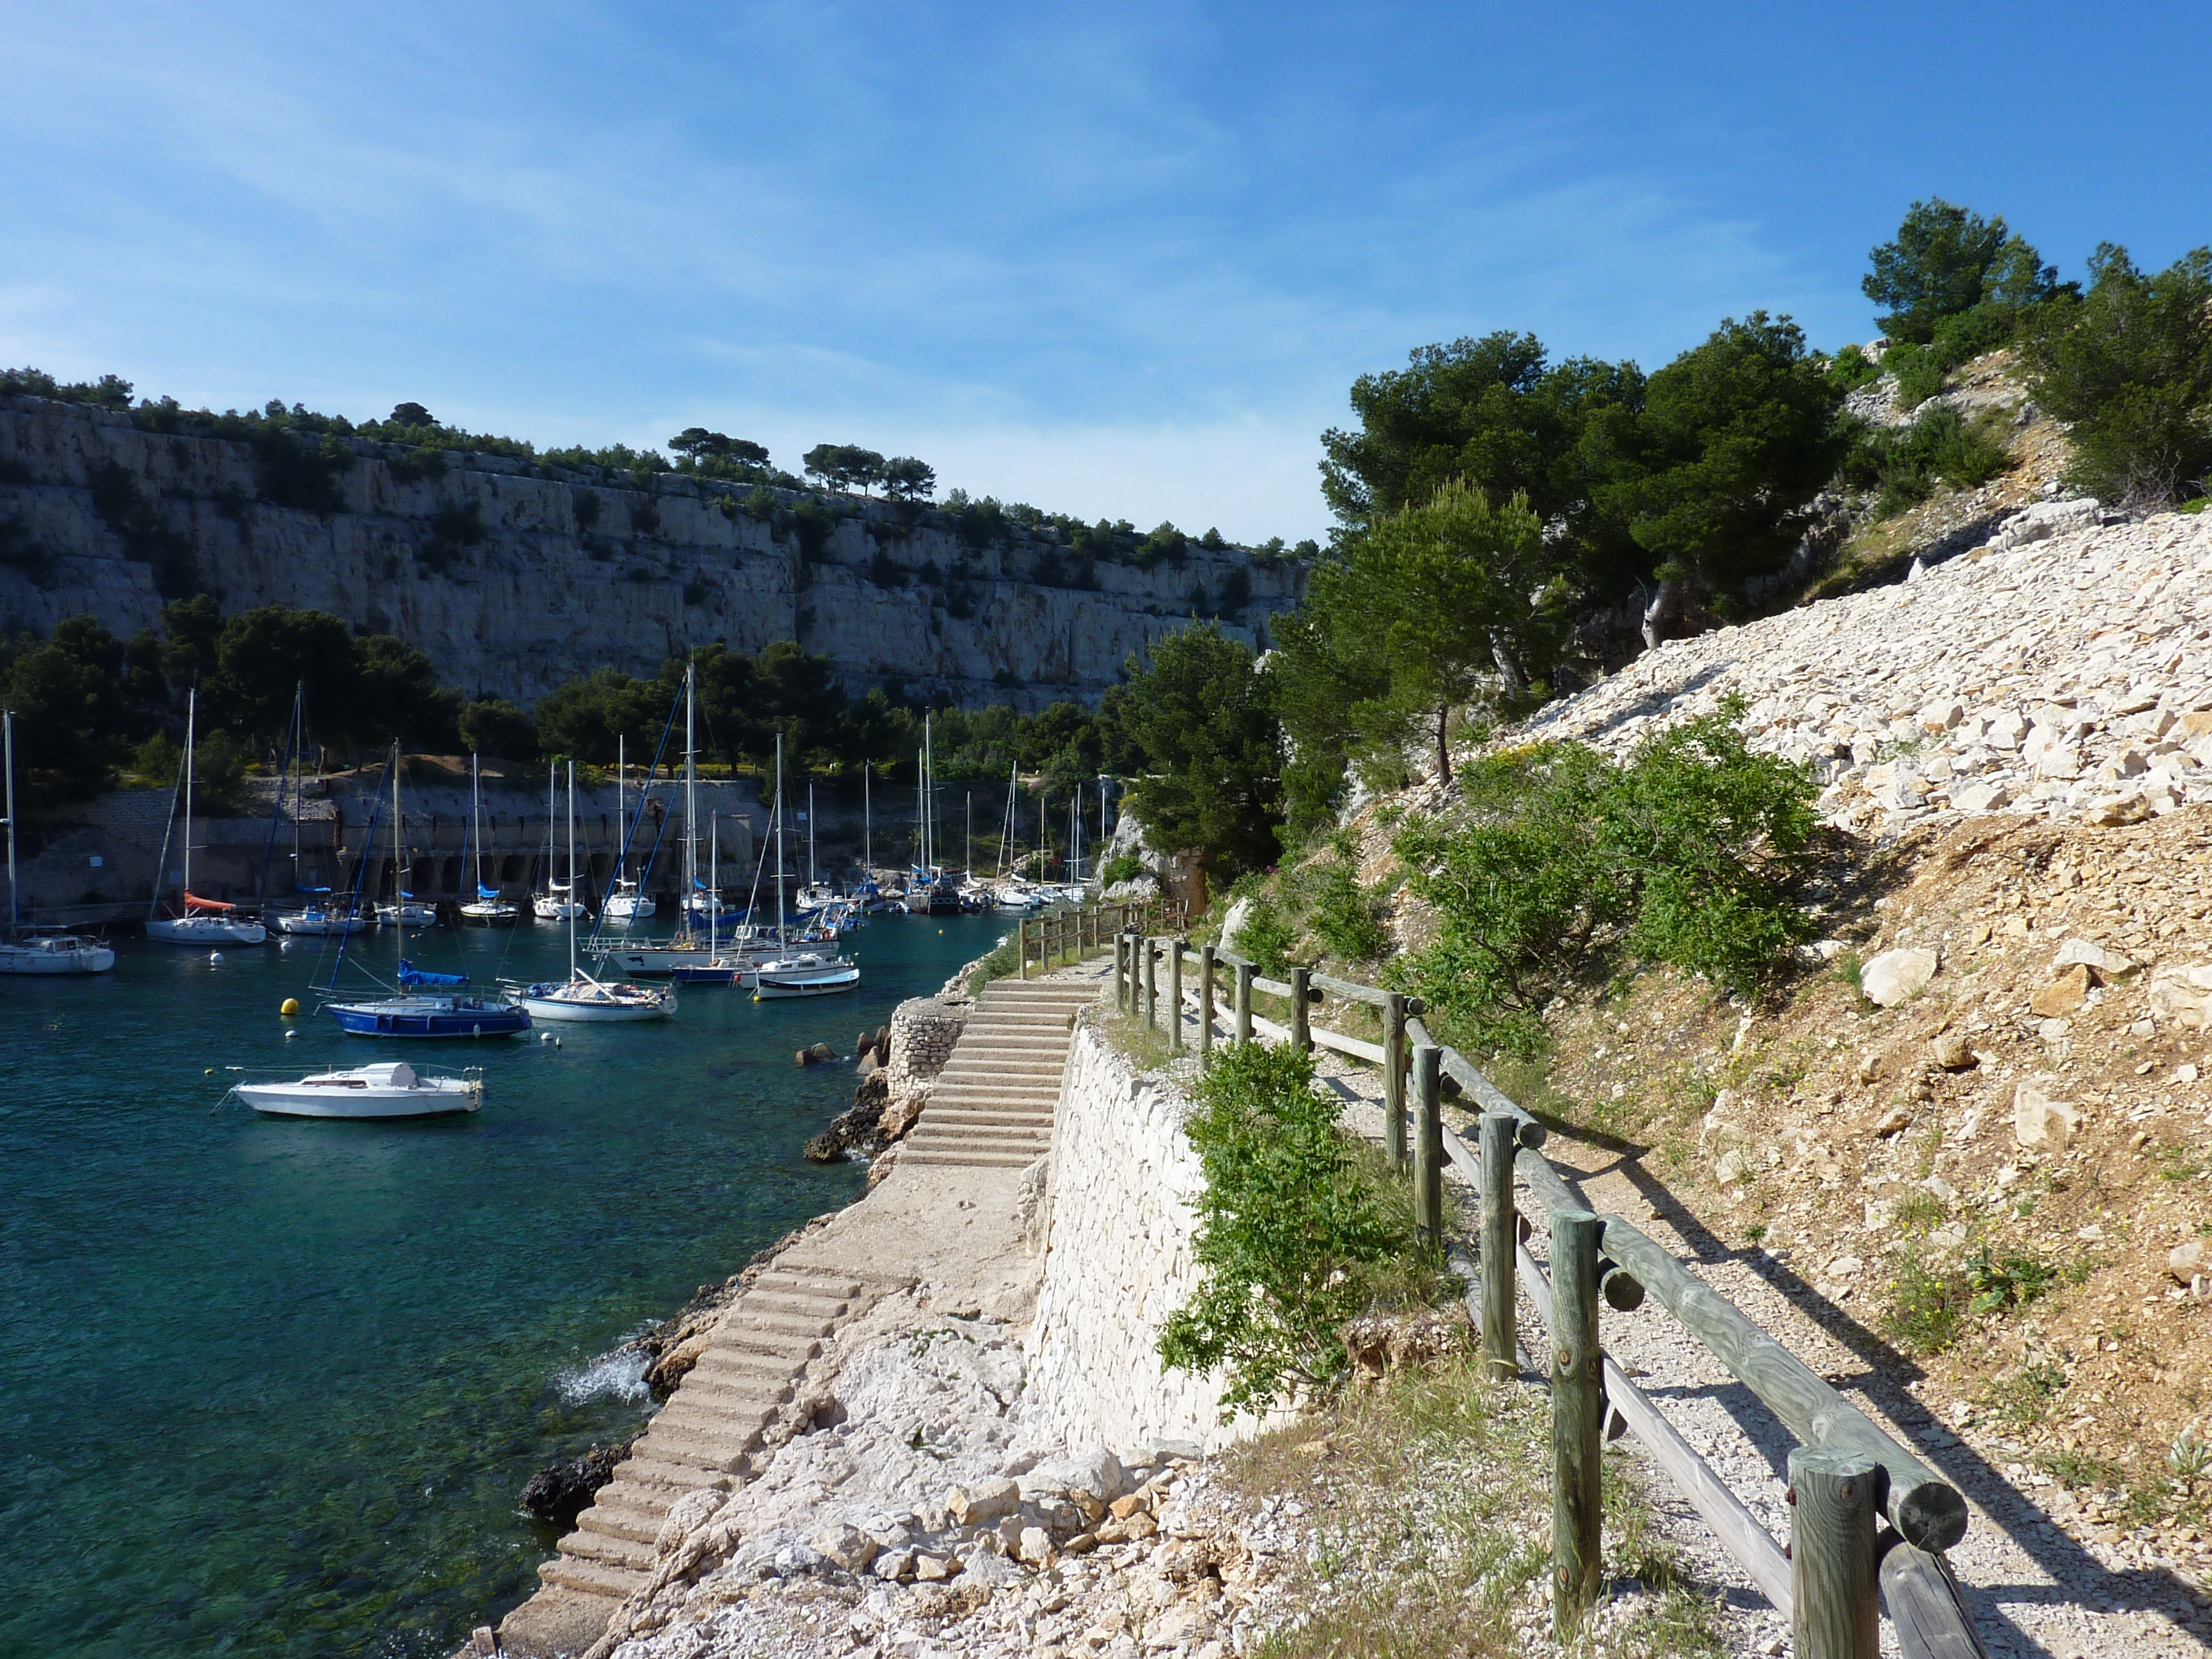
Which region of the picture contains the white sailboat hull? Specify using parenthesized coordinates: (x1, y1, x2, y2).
(274, 909, 371, 937)
(518, 980, 677, 1022)
(751, 954, 861, 999)
(149, 914, 269, 945)
(458, 902, 520, 924)
(0, 936, 116, 974)
(534, 896, 586, 920)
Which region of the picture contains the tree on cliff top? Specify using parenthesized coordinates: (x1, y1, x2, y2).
(1863, 199, 2063, 345)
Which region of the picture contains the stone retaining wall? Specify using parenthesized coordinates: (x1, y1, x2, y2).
(1020, 1016, 1244, 1452)
(885, 994, 968, 1119)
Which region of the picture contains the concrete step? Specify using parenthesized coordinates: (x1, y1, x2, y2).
(690, 1347, 798, 1381)
(611, 1455, 737, 1492)
(902, 1148, 1041, 1169)
(679, 1371, 794, 1407)
(776, 1256, 913, 1290)
(752, 1271, 865, 1299)
(594, 1479, 684, 1517)
(577, 1503, 665, 1546)
(907, 1135, 1051, 1158)
(654, 1396, 781, 1436)
(924, 1108, 1056, 1127)
(929, 1081, 1061, 1099)
(539, 1555, 648, 1599)
(907, 1128, 1051, 1151)
(730, 1310, 836, 1339)
(742, 1289, 851, 1318)
(635, 1424, 756, 1470)
(558, 1526, 657, 1571)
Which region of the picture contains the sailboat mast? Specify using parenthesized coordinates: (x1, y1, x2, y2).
(4, 709, 15, 938)
(291, 685, 303, 888)
(617, 734, 625, 887)
(709, 814, 718, 957)
(774, 734, 787, 941)
(566, 759, 577, 980)
(182, 688, 196, 899)
(684, 661, 697, 934)
(393, 745, 403, 981)
(863, 764, 871, 871)
(1041, 791, 1047, 880)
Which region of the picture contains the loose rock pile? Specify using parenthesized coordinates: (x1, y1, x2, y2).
(1519, 505, 2212, 839)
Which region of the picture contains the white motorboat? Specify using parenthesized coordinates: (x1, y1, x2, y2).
(534, 890, 586, 920)
(0, 932, 116, 975)
(145, 690, 269, 945)
(519, 760, 676, 1022)
(380, 899, 438, 928)
(794, 882, 840, 913)
(274, 904, 371, 937)
(752, 950, 860, 999)
(233, 1060, 483, 1120)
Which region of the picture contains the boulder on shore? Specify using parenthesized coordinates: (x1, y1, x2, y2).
(519, 1437, 634, 1527)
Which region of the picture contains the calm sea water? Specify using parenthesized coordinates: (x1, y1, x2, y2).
(0, 911, 1006, 1659)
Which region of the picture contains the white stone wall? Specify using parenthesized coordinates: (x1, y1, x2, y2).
(1021, 1017, 1248, 1453)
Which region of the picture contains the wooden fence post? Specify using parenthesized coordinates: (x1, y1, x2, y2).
(1480, 1111, 1519, 1382)
(1383, 991, 1408, 1171)
(1113, 933, 1128, 1010)
(1168, 937, 1185, 1052)
(1789, 1447, 1881, 1659)
(1234, 961, 1253, 1045)
(1143, 938, 1158, 1032)
(1551, 1208, 1604, 1633)
(1413, 1044, 1443, 1253)
(1198, 943, 1216, 1058)
(1290, 966, 1312, 1053)
(1018, 917, 1030, 982)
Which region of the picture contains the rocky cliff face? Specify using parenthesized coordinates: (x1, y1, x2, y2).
(0, 395, 1305, 708)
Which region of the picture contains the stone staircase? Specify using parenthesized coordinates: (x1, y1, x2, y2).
(537, 1254, 908, 1603)
(899, 977, 1099, 1170)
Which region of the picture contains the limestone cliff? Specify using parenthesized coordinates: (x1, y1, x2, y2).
(0, 395, 1306, 708)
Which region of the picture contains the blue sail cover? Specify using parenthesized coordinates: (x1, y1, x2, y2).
(295, 885, 334, 895)
(477, 883, 501, 899)
(397, 959, 468, 987)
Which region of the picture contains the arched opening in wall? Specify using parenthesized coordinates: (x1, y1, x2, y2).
(440, 857, 463, 894)
(500, 854, 526, 882)
(588, 854, 609, 882)
(377, 857, 397, 900)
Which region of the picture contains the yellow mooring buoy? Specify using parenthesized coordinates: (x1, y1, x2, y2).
(280, 997, 300, 1016)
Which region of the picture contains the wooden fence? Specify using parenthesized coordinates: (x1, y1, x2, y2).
(1106, 930, 1987, 1659)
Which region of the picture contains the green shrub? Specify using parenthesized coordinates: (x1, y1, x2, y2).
(2022, 244, 2212, 508)
(1867, 406, 2014, 515)
(1098, 851, 1144, 888)
(1883, 1255, 1968, 1356)
(1396, 701, 1816, 1054)
(1827, 344, 1880, 394)
(965, 933, 1021, 995)
(1309, 859, 1389, 963)
(1235, 889, 1301, 978)
(1160, 1042, 1418, 1413)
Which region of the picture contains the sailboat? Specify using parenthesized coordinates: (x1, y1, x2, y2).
(533, 759, 586, 919)
(147, 689, 269, 945)
(520, 761, 675, 1021)
(457, 754, 519, 923)
(794, 781, 840, 912)
(594, 666, 728, 976)
(753, 734, 860, 999)
(323, 748, 532, 1037)
(599, 737, 657, 922)
(0, 709, 116, 975)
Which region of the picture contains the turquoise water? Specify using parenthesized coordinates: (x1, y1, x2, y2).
(0, 912, 1006, 1658)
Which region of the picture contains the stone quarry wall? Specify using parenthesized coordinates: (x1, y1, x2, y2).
(1021, 1017, 1242, 1451)
(0, 395, 1305, 709)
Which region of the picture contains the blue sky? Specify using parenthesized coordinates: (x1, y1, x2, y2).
(4, 3, 2207, 543)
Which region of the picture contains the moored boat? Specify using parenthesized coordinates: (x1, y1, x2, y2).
(0, 933, 117, 975)
(517, 760, 675, 1023)
(146, 691, 268, 945)
(233, 1061, 483, 1119)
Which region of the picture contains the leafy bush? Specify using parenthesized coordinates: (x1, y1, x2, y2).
(386, 447, 446, 484)
(458, 697, 537, 761)
(1309, 859, 1389, 963)
(250, 429, 352, 515)
(85, 461, 198, 597)
(1826, 344, 1880, 393)
(1159, 1042, 1417, 1413)
(1099, 852, 1145, 888)
(1863, 406, 2014, 515)
(1234, 888, 1301, 978)
(1396, 702, 1817, 1054)
(572, 489, 602, 529)
(1863, 199, 2063, 345)
(2021, 244, 2212, 508)
(630, 498, 661, 537)
(868, 547, 906, 588)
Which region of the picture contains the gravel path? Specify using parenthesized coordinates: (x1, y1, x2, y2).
(1307, 1048, 2212, 1659)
